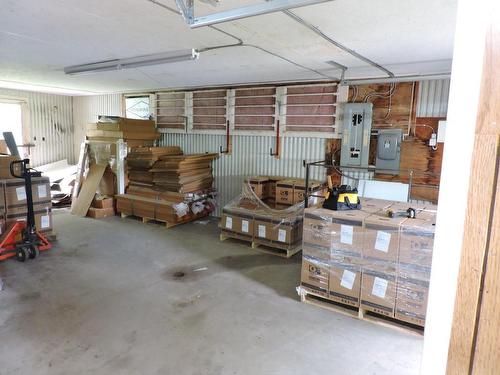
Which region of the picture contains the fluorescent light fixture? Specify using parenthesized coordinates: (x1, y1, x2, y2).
(64, 49, 199, 75)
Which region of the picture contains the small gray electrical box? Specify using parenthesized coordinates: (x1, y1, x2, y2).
(340, 103, 373, 168)
(375, 129, 403, 174)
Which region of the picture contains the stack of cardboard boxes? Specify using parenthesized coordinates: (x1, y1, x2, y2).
(0, 156, 53, 236)
(300, 198, 436, 327)
(221, 176, 323, 251)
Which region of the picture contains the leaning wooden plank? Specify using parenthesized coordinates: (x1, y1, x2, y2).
(71, 142, 89, 211)
(71, 164, 107, 217)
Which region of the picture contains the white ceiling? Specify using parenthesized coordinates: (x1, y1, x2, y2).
(0, 0, 457, 95)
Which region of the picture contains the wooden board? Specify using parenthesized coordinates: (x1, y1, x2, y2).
(70, 164, 106, 217)
(446, 12, 500, 372)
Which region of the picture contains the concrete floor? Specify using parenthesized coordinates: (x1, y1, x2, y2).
(0, 209, 423, 375)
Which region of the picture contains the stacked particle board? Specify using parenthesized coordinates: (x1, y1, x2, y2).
(127, 146, 183, 188)
(150, 153, 218, 193)
(116, 149, 217, 226)
(86, 116, 160, 147)
(300, 199, 437, 328)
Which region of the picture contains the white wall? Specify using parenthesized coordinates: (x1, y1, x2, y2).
(72, 94, 123, 159)
(0, 88, 74, 166)
(420, 0, 488, 373)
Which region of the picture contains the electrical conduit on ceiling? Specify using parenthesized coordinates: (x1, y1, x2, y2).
(145, 0, 338, 80)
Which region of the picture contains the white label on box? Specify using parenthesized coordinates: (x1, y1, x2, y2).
(372, 277, 388, 299)
(340, 270, 356, 290)
(225, 217, 233, 230)
(16, 186, 27, 201)
(37, 184, 47, 198)
(258, 225, 266, 238)
(340, 225, 353, 245)
(241, 220, 249, 233)
(278, 229, 287, 242)
(41, 215, 50, 229)
(374, 231, 391, 252)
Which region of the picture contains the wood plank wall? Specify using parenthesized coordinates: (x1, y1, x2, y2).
(326, 82, 445, 202)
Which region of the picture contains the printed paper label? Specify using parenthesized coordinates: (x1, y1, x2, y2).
(41, 215, 50, 229)
(340, 225, 353, 245)
(38, 184, 47, 198)
(258, 225, 266, 238)
(340, 270, 356, 290)
(374, 231, 391, 252)
(278, 229, 287, 242)
(225, 217, 233, 230)
(241, 220, 249, 233)
(372, 277, 388, 299)
(16, 186, 27, 201)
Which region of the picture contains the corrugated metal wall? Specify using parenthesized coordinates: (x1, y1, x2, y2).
(416, 79, 450, 117)
(160, 134, 326, 216)
(0, 88, 73, 166)
(72, 94, 123, 160)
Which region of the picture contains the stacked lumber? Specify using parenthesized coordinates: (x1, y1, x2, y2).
(127, 146, 182, 187)
(86, 116, 161, 147)
(150, 153, 218, 193)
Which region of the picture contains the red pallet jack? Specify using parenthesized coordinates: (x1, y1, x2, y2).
(0, 159, 52, 262)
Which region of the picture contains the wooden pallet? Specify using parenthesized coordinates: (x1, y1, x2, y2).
(120, 212, 208, 229)
(219, 229, 302, 258)
(297, 286, 424, 336)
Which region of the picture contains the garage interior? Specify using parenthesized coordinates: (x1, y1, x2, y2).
(0, 1, 499, 374)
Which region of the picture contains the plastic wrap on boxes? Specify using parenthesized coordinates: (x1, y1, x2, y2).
(89, 143, 115, 168)
(221, 182, 309, 245)
(360, 260, 398, 317)
(395, 263, 431, 326)
(399, 218, 435, 268)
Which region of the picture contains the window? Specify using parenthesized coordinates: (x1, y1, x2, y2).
(284, 83, 338, 133)
(234, 87, 276, 131)
(156, 92, 186, 130)
(192, 90, 227, 130)
(125, 96, 151, 119)
(0, 101, 24, 152)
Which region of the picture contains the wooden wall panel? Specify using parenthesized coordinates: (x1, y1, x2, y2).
(447, 10, 500, 372)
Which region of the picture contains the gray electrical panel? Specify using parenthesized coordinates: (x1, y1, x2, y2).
(375, 129, 403, 174)
(340, 103, 373, 168)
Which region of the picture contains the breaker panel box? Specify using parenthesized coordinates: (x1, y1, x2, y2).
(375, 129, 403, 174)
(340, 103, 373, 168)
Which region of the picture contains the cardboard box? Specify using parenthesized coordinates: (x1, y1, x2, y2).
(395, 265, 430, 326)
(301, 256, 329, 295)
(221, 213, 254, 238)
(245, 176, 269, 199)
(293, 179, 321, 205)
(275, 179, 296, 205)
(417, 204, 438, 222)
(253, 216, 302, 245)
(0, 155, 21, 179)
(303, 207, 370, 256)
(360, 264, 397, 317)
(361, 198, 394, 213)
(266, 176, 282, 200)
(87, 207, 115, 219)
(363, 213, 407, 263)
(92, 197, 114, 209)
(329, 261, 362, 307)
(399, 219, 435, 268)
(6, 203, 53, 233)
(302, 243, 330, 261)
(3, 177, 51, 208)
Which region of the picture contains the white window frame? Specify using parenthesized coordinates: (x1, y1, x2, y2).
(0, 95, 31, 153)
(153, 91, 188, 134)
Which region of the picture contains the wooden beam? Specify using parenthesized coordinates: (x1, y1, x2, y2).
(446, 5, 500, 372)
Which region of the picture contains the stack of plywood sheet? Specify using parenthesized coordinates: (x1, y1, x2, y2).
(86, 116, 161, 147)
(127, 146, 182, 187)
(150, 153, 218, 193)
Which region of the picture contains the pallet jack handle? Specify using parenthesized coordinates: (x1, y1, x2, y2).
(10, 159, 41, 235)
